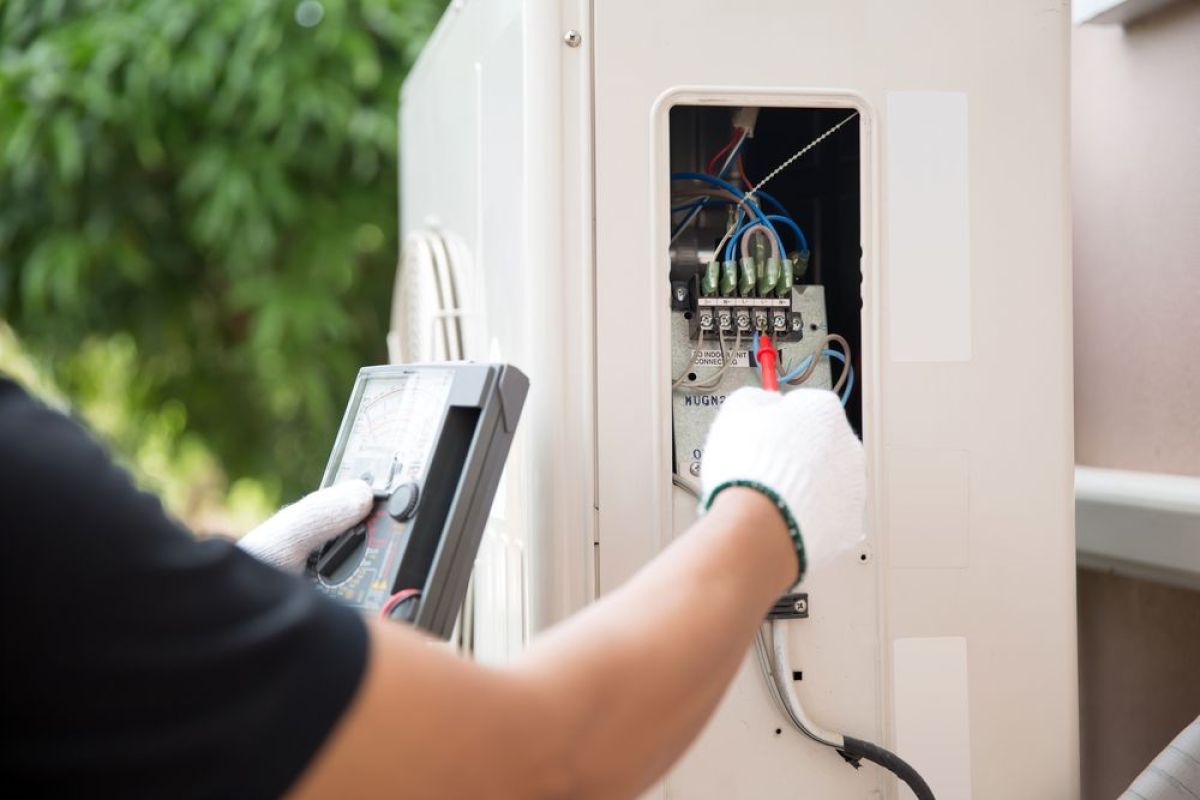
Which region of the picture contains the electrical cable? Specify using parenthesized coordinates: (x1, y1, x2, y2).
(380, 588, 421, 620)
(670, 173, 783, 251)
(731, 222, 781, 262)
(671, 473, 701, 500)
(685, 327, 729, 392)
(691, 114, 856, 259)
(672, 324, 705, 390)
(705, 127, 744, 175)
(779, 334, 853, 401)
(762, 214, 809, 256)
(716, 130, 749, 179)
(682, 326, 741, 393)
(783, 349, 852, 406)
(750, 188, 792, 219)
(839, 736, 937, 800)
(757, 621, 936, 800)
(673, 128, 751, 244)
(670, 187, 746, 244)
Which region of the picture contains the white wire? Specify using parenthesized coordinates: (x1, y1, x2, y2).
(716, 128, 749, 178)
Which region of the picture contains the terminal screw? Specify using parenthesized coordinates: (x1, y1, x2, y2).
(772, 311, 787, 330)
(736, 311, 750, 330)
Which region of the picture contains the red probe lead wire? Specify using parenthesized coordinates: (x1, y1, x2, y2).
(757, 333, 779, 392)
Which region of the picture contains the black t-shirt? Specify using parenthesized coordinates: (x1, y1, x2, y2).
(0, 377, 368, 798)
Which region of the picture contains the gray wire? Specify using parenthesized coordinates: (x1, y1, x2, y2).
(671, 474, 701, 500)
(686, 327, 741, 392)
(756, 621, 845, 749)
(784, 333, 852, 394)
(672, 324, 705, 389)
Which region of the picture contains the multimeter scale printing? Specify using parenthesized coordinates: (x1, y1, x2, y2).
(306, 363, 528, 639)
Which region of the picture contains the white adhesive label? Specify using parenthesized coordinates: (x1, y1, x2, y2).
(692, 349, 750, 368)
(887, 91, 972, 362)
(893, 637, 974, 798)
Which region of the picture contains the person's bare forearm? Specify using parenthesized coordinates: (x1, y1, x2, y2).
(514, 487, 797, 797)
(291, 488, 796, 800)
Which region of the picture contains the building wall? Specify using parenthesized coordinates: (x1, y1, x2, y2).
(1072, 2, 1200, 796)
(1073, 0, 1200, 477)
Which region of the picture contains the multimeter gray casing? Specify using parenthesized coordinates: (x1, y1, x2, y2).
(305, 363, 528, 639)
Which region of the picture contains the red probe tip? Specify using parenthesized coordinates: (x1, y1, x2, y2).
(757, 334, 779, 392)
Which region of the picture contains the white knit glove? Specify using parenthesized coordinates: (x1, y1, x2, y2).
(700, 387, 866, 583)
(237, 480, 374, 572)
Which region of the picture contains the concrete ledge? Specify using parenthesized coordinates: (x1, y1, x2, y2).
(1076, 466, 1200, 591)
(1073, 0, 1183, 25)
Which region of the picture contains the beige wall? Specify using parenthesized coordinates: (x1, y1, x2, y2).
(1077, 569, 1200, 797)
(1073, 0, 1200, 477)
(1073, 2, 1200, 796)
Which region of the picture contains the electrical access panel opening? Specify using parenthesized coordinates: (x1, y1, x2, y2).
(668, 104, 864, 492)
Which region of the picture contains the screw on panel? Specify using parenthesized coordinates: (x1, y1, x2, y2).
(688, 461, 701, 477)
(793, 597, 808, 614)
(674, 285, 687, 303)
(563, 30, 582, 47)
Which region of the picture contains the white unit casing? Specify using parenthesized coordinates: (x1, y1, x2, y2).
(398, 1, 1078, 797)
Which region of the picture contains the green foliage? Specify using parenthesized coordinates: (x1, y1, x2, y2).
(0, 0, 445, 518)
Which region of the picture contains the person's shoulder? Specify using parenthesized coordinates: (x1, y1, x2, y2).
(0, 376, 125, 504)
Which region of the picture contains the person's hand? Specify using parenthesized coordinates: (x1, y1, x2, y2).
(237, 480, 374, 572)
(700, 387, 865, 583)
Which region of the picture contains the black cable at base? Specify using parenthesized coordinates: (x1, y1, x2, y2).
(838, 736, 936, 800)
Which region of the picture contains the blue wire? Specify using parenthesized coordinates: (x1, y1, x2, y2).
(752, 189, 791, 218)
(779, 348, 854, 406)
(671, 172, 751, 202)
(841, 364, 855, 406)
(725, 217, 784, 262)
(763, 214, 810, 256)
(671, 173, 780, 242)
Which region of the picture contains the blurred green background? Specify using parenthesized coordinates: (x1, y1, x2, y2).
(0, 0, 446, 532)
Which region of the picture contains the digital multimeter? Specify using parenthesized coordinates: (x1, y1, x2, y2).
(306, 363, 528, 638)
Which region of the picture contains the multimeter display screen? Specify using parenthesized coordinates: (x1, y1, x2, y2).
(331, 369, 453, 494)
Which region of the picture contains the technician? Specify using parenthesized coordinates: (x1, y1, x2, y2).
(1, 375, 863, 798)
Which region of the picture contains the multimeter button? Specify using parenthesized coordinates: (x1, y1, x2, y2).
(387, 482, 420, 521)
(315, 526, 367, 579)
